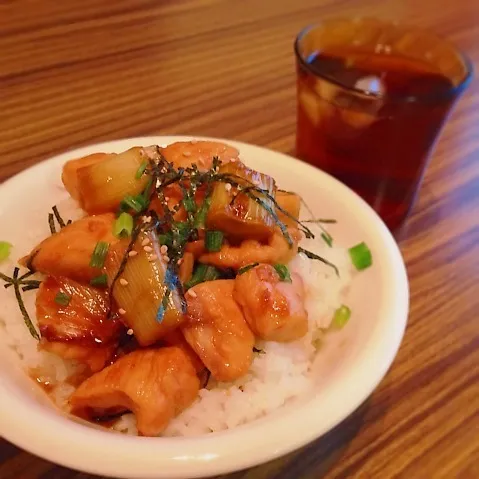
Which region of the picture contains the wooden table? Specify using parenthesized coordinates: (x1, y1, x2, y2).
(1, 1, 478, 478)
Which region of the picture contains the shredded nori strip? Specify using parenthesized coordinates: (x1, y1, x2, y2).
(52, 205, 66, 228)
(12, 268, 40, 340)
(1, 271, 40, 290)
(298, 247, 339, 276)
(48, 213, 56, 234)
(303, 218, 337, 224)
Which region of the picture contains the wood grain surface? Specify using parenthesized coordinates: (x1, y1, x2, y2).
(1, 0, 478, 478)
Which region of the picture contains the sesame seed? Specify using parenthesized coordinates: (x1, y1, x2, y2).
(127, 328, 134, 335)
(119, 278, 129, 286)
(182, 151, 192, 157)
(142, 146, 157, 160)
(160, 245, 168, 254)
(224, 183, 232, 192)
(143, 216, 152, 224)
(119, 308, 126, 315)
(177, 258, 183, 265)
(143, 245, 153, 253)
(230, 158, 237, 163)
(165, 196, 170, 201)
(156, 179, 162, 187)
(187, 289, 197, 298)
(163, 255, 170, 263)
(141, 238, 150, 246)
(128, 250, 138, 257)
(149, 254, 158, 262)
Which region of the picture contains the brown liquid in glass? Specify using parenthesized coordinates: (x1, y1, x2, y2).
(296, 47, 455, 230)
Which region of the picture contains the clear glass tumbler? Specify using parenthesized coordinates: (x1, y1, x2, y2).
(294, 17, 472, 231)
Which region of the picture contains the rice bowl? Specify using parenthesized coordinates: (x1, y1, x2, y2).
(0, 136, 409, 478)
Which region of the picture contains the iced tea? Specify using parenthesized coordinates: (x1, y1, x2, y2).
(295, 19, 472, 230)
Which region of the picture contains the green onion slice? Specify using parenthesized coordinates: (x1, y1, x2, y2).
(89, 242, 110, 269)
(348, 242, 372, 271)
(158, 232, 173, 248)
(135, 160, 148, 179)
(194, 197, 211, 229)
(54, 291, 71, 307)
(90, 274, 108, 287)
(237, 263, 259, 275)
(273, 264, 292, 282)
(321, 232, 333, 248)
(120, 194, 148, 213)
(114, 212, 134, 238)
(185, 264, 221, 289)
(0, 241, 12, 262)
(332, 304, 351, 328)
(205, 230, 223, 252)
(182, 195, 196, 213)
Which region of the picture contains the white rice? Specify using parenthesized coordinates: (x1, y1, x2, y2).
(0, 197, 353, 436)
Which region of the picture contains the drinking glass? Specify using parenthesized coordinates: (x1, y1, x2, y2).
(294, 17, 473, 230)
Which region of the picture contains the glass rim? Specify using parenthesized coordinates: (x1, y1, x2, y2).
(294, 23, 474, 105)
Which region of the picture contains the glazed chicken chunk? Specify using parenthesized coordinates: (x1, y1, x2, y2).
(70, 347, 200, 436)
(234, 264, 308, 342)
(182, 280, 255, 382)
(36, 276, 122, 371)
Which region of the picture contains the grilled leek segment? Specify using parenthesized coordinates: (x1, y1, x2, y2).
(276, 191, 301, 228)
(104, 230, 185, 346)
(206, 161, 277, 242)
(77, 147, 148, 214)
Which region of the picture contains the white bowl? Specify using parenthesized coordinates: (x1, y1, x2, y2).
(0, 136, 409, 478)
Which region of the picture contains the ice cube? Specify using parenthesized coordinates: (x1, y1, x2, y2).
(340, 108, 377, 129)
(354, 75, 384, 95)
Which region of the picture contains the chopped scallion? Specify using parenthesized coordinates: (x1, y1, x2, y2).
(114, 212, 134, 238)
(321, 232, 333, 247)
(348, 242, 372, 270)
(135, 160, 148, 179)
(237, 263, 259, 275)
(332, 304, 351, 328)
(120, 194, 148, 213)
(89, 242, 110, 269)
(158, 232, 173, 248)
(183, 195, 196, 213)
(205, 230, 223, 252)
(90, 274, 108, 287)
(142, 177, 153, 201)
(194, 197, 211, 229)
(0, 241, 12, 262)
(185, 264, 221, 289)
(273, 264, 292, 282)
(54, 291, 71, 307)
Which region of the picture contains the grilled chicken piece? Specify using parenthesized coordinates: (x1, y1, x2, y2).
(41, 342, 116, 373)
(162, 329, 205, 374)
(182, 280, 254, 382)
(36, 276, 122, 371)
(198, 227, 302, 270)
(69, 347, 200, 436)
(20, 214, 118, 283)
(234, 264, 308, 342)
(160, 140, 239, 171)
